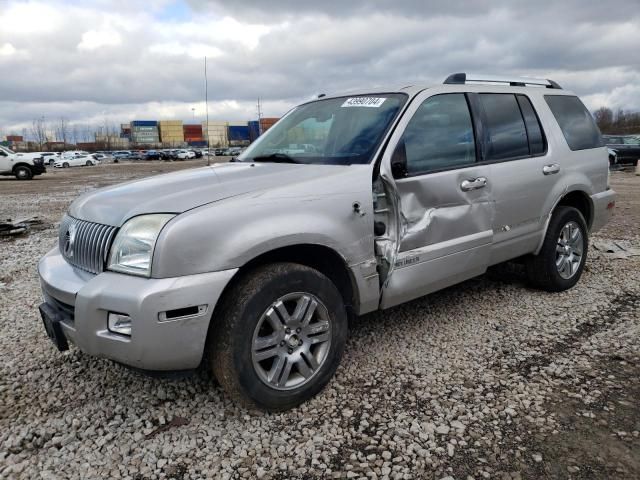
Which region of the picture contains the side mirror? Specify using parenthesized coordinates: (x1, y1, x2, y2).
(390, 140, 408, 178)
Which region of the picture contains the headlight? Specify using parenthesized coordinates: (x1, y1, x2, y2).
(108, 214, 175, 277)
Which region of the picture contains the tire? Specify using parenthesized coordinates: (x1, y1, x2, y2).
(63, 162, 69, 168)
(609, 155, 615, 167)
(210, 262, 348, 411)
(14, 166, 33, 180)
(86, 160, 93, 166)
(526, 206, 588, 292)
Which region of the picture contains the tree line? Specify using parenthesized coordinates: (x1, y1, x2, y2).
(593, 107, 640, 135)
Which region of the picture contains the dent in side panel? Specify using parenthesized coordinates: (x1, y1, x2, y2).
(396, 168, 494, 253)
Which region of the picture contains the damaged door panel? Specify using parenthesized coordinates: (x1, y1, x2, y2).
(375, 90, 495, 309)
(379, 165, 494, 308)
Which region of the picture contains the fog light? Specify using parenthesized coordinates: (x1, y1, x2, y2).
(108, 312, 132, 336)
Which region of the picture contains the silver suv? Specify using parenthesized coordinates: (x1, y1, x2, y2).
(38, 73, 616, 410)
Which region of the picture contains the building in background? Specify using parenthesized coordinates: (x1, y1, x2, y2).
(202, 121, 228, 148)
(158, 120, 184, 147)
(130, 120, 160, 146)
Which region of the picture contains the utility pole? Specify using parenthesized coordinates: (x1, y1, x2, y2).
(256, 98, 263, 135)
(205, 56, 210, 166)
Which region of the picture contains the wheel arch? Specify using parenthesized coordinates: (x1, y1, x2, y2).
(220, 243, 357, 315)
(534, 189, 593, 255)
(12, 162, 34, 173)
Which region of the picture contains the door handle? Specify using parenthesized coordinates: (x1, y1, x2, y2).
(460, 177, 487, 192)
(543, 164, 560, 175)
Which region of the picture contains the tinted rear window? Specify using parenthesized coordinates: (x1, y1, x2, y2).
(479, 94, 529, 160)
(544, 95, 602, 150)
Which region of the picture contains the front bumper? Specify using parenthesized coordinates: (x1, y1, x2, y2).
(38, 247, 237, 370)
(590, 189, 617, 233)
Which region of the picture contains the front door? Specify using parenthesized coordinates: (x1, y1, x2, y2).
(380, 90, 494, 309)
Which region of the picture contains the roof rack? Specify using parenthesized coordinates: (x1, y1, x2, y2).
(444, 72, 562, 89)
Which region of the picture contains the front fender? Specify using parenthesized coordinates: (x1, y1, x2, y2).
(152, 190, 374, 279)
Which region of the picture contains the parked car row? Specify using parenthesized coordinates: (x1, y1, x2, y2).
(602, 135, 640, 166)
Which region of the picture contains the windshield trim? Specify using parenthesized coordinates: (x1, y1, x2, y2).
(238, 92, 409, 166)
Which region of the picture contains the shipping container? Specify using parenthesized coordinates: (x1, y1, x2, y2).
(248, 121, 260, 142)
(132, 120, 158, 127)
(158, 120, 184, 145)
(260, 117, 279, 133)
(228, 125, 250, 142)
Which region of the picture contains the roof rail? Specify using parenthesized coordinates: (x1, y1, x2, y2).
(444, 72, 562, 89)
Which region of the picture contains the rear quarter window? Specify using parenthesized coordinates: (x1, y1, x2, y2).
(544, 95, 602, 151)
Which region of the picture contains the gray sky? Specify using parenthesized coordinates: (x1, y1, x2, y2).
(0, 0, 639, 134)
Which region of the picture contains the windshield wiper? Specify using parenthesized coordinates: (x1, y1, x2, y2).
(250, 153, 301, 164)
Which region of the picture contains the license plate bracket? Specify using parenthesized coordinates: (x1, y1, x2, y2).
(39, 303, 69, 352)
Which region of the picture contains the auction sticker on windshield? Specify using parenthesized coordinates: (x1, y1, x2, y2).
(341, 97, 386, 108)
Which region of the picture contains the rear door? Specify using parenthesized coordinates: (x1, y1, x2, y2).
(380, 90, 494, 308)
(478, 93, 561, 264)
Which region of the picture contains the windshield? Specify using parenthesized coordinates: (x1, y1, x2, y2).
(0, 146, 16, 155)
(239, 93, 407, 165)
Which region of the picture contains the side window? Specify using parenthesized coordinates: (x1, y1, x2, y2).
(623, 137, 640, 145)
(544, 95, 602, 150)
(516, 95, 546, 155)
(400, 93, 476, 175)
(479, 93, 529, 160)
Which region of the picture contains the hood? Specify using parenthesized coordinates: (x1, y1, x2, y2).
(69, 162, 361, 226)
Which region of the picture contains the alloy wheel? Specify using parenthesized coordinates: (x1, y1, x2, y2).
(251, 292, 332, 391)
(556, 221, 583, 279)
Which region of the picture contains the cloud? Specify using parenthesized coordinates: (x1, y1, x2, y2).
(78, 30, 123, 50)
(0, 43, 17, 56)
(0, 0, 639, 135)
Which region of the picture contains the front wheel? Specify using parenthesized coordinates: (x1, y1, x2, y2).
(63, 162, 69, 168)
(86, 160, 93, 166)
(526, 206, 588, 292)
(210, 262, 348, 411)
(14, 166, 33, 180)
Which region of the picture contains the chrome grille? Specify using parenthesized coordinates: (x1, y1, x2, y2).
(58, 215, 117, 274)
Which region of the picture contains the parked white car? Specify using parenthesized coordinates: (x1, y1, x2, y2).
(175, 149, 196, 160)
(54, 155, 97, 168)
(37, 152, 61, 165)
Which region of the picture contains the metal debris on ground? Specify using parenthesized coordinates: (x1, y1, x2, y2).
(0, 217, 47, 237)
(592, 240, 640, 258)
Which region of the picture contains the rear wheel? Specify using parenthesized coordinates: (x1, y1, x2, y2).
(526, 206, 588, 291)
(14, 166, 33, 180)
(210, 262, 348, 411)
(85, 160, 93, 166)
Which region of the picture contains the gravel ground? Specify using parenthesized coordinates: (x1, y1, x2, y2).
(1, 163, 639, 480)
